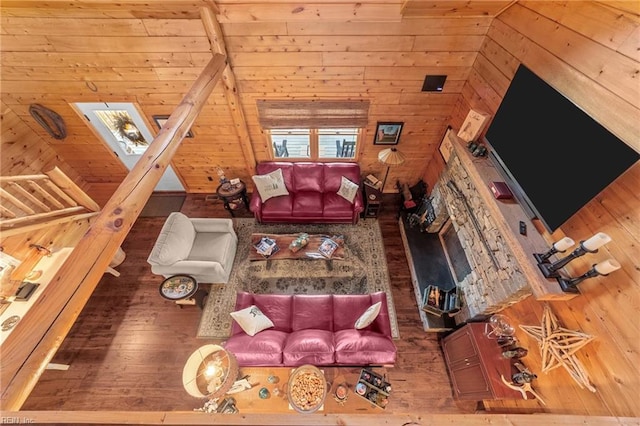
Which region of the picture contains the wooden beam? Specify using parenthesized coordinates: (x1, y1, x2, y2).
(0, 174, 47, 182)
(201, 4, 257, 176)
(45, 166, 100, 211)
(0, 188, 35, 215)
(0, 53, 227, 410)
(42, 179, 77, 207)
(27, 180, 65, 209)
(0, 204, 17, 218)
(7, 182, 51, 212)
(0, 212, 98, 238)
(0, 206, 87, 229)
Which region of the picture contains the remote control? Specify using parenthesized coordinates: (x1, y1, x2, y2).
(519, 221, 527, 236)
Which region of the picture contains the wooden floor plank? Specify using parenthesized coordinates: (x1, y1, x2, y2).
(21, 193, 478, 413)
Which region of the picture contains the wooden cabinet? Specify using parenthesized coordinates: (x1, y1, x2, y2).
(442, 323, 522, 400)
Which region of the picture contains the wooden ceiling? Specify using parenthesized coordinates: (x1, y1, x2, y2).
(401, 1, 516, 17)
(0, 0, 517, 196)
(1, 1, 637, 194)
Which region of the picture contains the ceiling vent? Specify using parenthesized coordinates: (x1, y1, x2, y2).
(422, 75, 447, 92)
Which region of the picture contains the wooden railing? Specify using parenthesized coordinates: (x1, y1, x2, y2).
(0, 167, 102, 297)
(0, 166, 100, 238)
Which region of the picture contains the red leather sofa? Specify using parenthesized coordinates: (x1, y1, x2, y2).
(223, 291, 397, 367)
(249, 162, 364, 224)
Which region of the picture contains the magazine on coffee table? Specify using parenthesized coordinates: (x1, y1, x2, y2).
(255, 236, 279, 258)
(318, 238, 339, 258)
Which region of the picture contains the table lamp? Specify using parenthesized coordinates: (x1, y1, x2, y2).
(183, 344, 239, 400)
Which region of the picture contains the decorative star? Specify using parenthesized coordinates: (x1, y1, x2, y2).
(520, 303, 596, 392)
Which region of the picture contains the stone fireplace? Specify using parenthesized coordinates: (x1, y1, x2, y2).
(429, 150, 533, 321)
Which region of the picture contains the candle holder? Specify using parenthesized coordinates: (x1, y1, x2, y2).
(556, 259, 621, 293)
(537, 241, 595, 278)
(537, 233, 611, 279)
(534, 237, 575, 264)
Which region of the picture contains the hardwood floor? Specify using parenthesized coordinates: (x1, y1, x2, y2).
(22, 193, 478, 414)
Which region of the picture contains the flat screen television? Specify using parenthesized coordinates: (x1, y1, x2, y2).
(484, 64, 639, 232)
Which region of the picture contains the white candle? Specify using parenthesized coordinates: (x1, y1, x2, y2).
(582, 232, 611, 251)
(553, 237, 575, 252)
(594, 259, 621, 275)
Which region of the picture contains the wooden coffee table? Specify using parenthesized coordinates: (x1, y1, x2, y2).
(249, 233, 345, 262)
(230, 366, 391, 414)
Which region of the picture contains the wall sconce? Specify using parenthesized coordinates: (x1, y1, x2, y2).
(536, 232, 611, 279)
(534, 237, 575, 263)
(557, 259, 621, 293)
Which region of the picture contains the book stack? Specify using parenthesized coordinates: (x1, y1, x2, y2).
(364, 174, 382, 190)
(254, 236, 279, 258)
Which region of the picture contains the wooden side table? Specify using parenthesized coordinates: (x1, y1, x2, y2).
(363, 181, 382, 218)
(216, 180, 249, 217)
(159, 274, 207, 309)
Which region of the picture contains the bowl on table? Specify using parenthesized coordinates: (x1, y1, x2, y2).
(286, 364, 327, 414)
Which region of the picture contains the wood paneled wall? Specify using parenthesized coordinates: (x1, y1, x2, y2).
(0, 1, 494, 199)
(1, 102, 93, 265)
(1, 0, 639, 419)
(431, 1, 639, 418)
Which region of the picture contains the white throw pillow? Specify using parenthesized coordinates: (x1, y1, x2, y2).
(230, 305, 275, 336)
(355, 301, 382, 329)
(337, 176, 359, 203)
(252, 168, 289, 202)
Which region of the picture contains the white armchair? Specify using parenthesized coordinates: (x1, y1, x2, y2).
(147, 212, 238, 284)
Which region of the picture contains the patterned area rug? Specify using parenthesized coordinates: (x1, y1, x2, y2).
(197, 218, 399, 340)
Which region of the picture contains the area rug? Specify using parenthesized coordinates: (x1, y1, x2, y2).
(197, 218, 400, 340)
(139, 194, 186, 217)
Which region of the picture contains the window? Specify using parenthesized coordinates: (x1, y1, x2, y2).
(269, 128, 359, 160)
(257, 99, 369, 161)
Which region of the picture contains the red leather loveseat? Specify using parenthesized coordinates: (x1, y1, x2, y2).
(224, 291, 397, 367)
(249, 162, 363, 224)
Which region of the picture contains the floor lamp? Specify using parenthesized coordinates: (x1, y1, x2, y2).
(378, 147, 406, 192)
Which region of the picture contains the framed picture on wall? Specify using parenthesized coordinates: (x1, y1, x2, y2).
(439, 126, 454, 163)
(152, 115, 194, 138)
(374, 122, 403, 145)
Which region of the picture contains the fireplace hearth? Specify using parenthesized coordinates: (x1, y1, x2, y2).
(439, 221, 472, 283)
(430, 151, 533, 321)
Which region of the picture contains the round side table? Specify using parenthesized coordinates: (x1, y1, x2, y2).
(216, 181, 249, 217)
(159, 274, 198, 300)
(159, 275, 208, 309)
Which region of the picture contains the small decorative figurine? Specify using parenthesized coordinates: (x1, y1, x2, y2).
(502, 347, 528, 359)
(258, 387, 270, 399)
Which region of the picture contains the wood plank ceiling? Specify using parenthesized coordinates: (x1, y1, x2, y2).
(1, 0, 512, 197)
